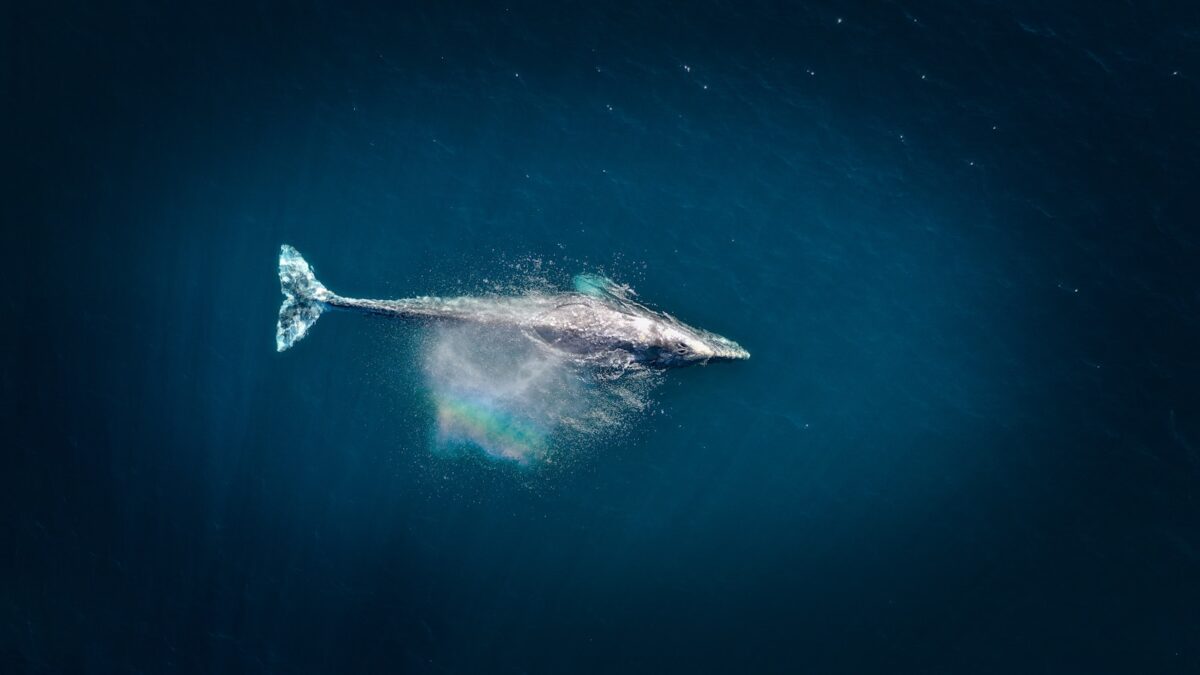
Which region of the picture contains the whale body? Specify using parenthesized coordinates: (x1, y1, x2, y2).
(275, 245, 749, 368)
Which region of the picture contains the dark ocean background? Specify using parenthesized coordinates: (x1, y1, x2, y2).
(5, 1, 1200, 672)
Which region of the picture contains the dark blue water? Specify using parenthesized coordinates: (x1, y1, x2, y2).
(5, 2, 1200, 672)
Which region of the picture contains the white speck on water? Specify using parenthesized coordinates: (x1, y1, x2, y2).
(606, 104, 613, 111)
(921, 74, 927, 80)
(683, 64, 691, 72)
(836, 17, 843, 24)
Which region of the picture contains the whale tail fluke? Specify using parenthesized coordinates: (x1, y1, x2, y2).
(276, 245, 331, 352)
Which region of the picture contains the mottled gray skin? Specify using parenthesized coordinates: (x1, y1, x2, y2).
(276, 245, 749, 368)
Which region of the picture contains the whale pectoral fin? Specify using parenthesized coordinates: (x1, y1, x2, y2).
(520, 327, 554, 351)
(572, 273, 636, 302)
(593, 350, 637, 380)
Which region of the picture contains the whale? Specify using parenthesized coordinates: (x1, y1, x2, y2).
(274, 245, 749, 368)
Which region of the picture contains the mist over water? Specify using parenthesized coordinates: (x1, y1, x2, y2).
(421, 316, 661, 466)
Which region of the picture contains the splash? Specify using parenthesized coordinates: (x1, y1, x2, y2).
(421, 320, 658, 466)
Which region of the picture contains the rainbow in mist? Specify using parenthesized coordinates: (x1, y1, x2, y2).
(420, 313, 658, 466)
(433, 391, 549, 464)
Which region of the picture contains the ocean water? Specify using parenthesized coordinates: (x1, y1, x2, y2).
(5, 2, 1200, 673)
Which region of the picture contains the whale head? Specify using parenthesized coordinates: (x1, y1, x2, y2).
(569, 273, 749, 368)
(649, 321, 751, 367)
